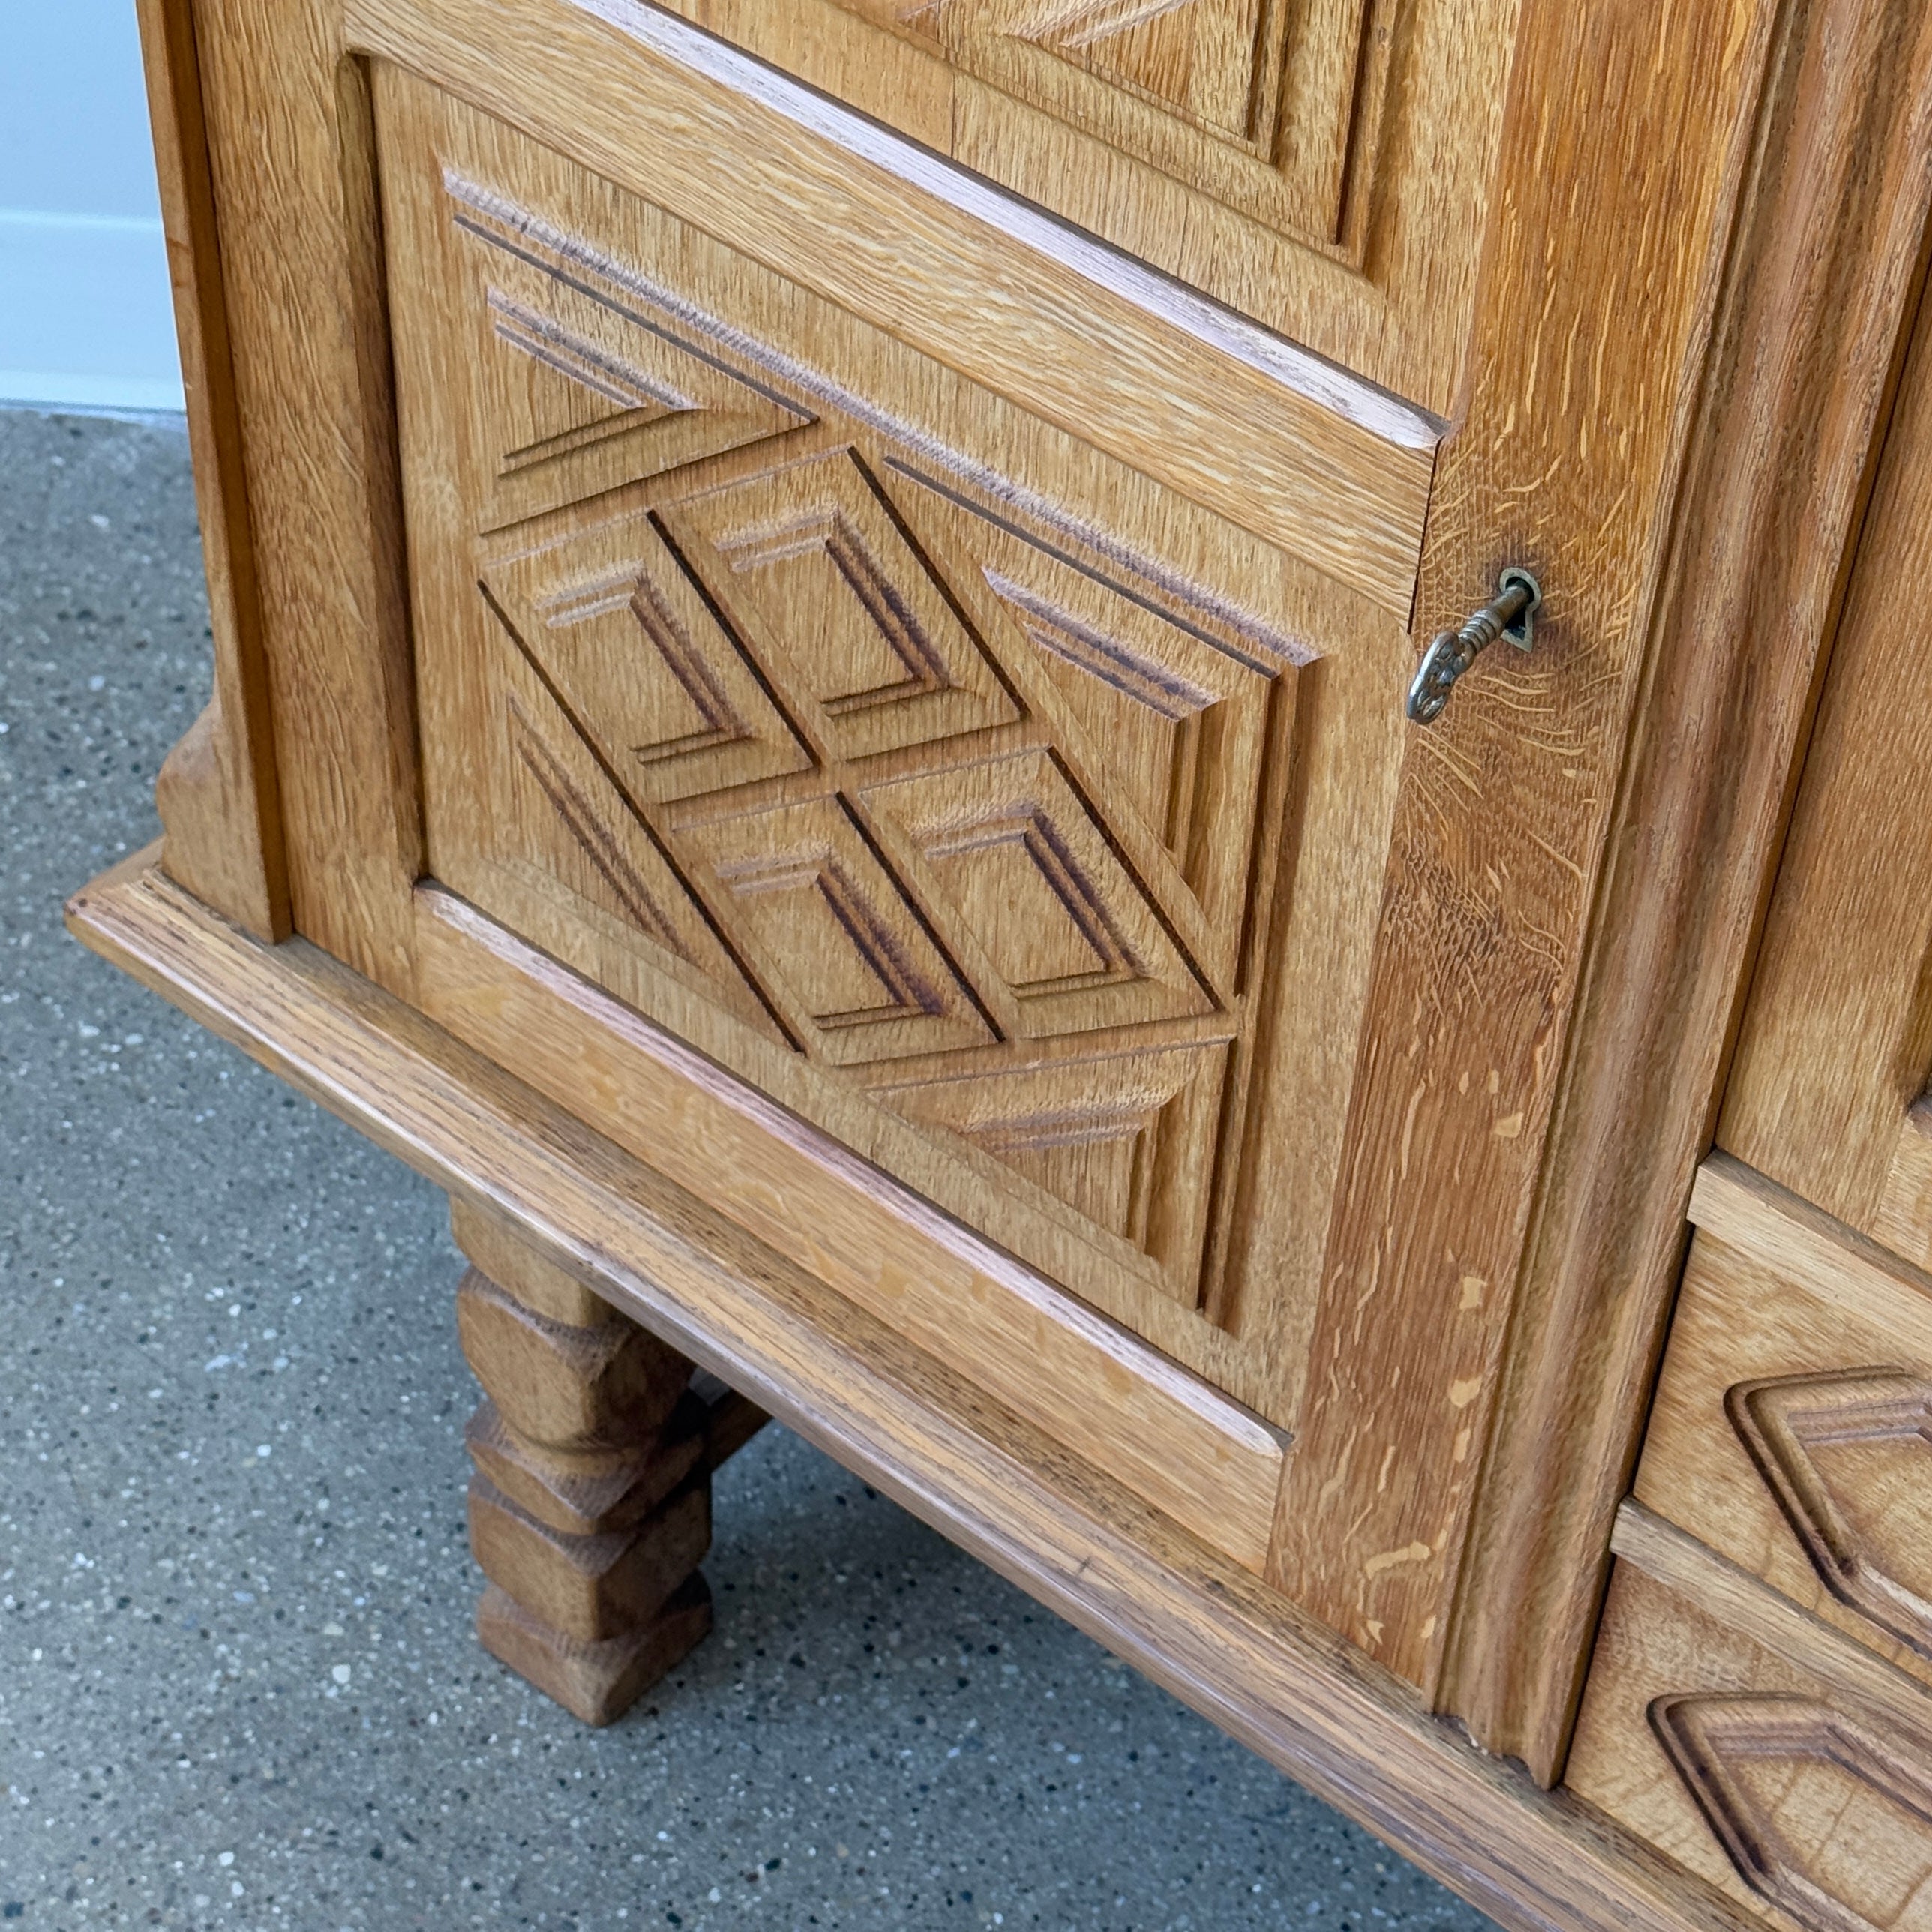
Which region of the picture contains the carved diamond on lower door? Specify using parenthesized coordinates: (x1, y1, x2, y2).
(890, 460, 1294, 987)
(670, 448, 1020, 762)
(1729, 1370, 1932, 1659)
(920, 0, 1274, 150)
(446, 172, 814, 530)
(482, 504, 812, 806)
(1652, 1694, 1932, 1932)
(678, 790, 995, 1065)
(867, 1036, 1230, 1293)
(487, 290, 695, 472)
(489, 626, 785, 1044)
(863, 746, 1214, 1036)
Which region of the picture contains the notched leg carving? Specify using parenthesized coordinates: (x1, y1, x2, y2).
(449, 1196, 718, 1724)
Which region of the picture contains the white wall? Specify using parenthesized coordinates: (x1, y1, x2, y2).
(0, 2, 184, 412)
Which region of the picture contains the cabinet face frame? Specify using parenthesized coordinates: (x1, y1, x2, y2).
(368, 64, 1429, 1440)
(1444, 0, 1932, 1782)
(147, 0, 1841, 1736)
(66, 854, 1758, 1932)
(1718, 272, 1932, 1270)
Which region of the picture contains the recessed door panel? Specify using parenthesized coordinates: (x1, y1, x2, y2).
(376, 64, 1414, 1420)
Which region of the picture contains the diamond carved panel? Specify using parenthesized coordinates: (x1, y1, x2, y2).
(678, 790, 994, 1065)
(868, 1036, 1229, 1279)
(483, 503, 812, 806)
(1652, 1694, 1932, 1932)
(487, 629, 785, 1045)
(838, 0, 1400, 258)
(862, 745, 1214, 1036)
(670, 448, 1021, 761)
(448, 172, 814, 530)
(1729, 1370, 1932, 1660)
(986, 0, 1270, 142)
(894, 461, 1285, 989)
(400, 120, 1318, 1319)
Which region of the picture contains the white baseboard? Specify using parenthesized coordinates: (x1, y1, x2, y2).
(0, 209, 185, 414)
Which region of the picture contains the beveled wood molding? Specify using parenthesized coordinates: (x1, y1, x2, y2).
(1610, 1499, 1932, 1748)
(1874, 1101, 1932, 1270)
(344, 0, 1436, 614)
(1691, 1154, 1932, 1359)
(568, 0, 1445, 452)
(184, 0, 427, 988)
(1440, 0, 1932, 1780)
(1268, 0, 1783, 1690)
(68, 850, 1759, 1932)
(1728, 1369, 1932, 1659)
(133, 0, 288, 938)
(374, 64, 1389, 1430)
(1650, 1693, 1932, 1932)
(1711, 284, 1932, 1252)
(412, 884, 1288, 1573)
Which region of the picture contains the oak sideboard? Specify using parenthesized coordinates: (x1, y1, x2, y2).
(65, 0, 1932, 1925)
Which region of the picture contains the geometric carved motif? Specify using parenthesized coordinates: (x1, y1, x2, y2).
(1729, 1370, 1932, 1660)
(437, 165, 1302, 1310)
(868, 1035, 1230, 1277)
(893, 466, 1280, 989)
(860, 746, 1213, 1034)
(916, 0, 1278, 147)
(867, 0, 1403, 253)
(484, 503, 812, 804)
(670, 452, 1020, 762)
(449, 174, 814, 532)
(1651, 1694, 1932, 1932)
(492, 647, 785, 1046)
(675, 788, 997, 1066)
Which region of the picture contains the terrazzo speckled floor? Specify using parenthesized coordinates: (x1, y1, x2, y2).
(0, 407, 1500, 1932)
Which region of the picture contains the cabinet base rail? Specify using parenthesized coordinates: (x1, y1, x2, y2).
(67, 849, 1758, 1932)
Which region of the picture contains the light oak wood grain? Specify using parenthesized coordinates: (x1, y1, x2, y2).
(1612, 1504, 1932, 1752)
(412, 880, 1286, 1573)
(344, 0, 1438, 614)
(187, 5, 422, 989)
(464, 1392, 708, 1535)
(1876, 1111, 1932, 1272)
(1632, 1165, 1932, 1692)
(1440, 0, 1932, 1782)
(661, 0, 1514, 418)
(453, 1214, 716, 1719)
(374, 67, 1412, 1416)
(68, 850, 1760, 1932)
(1570, 1556, 1932, 1932)
(476, 1572, 713, 1726)
(1690, 1156, 1932, 1349)
(1719, 278, 1932, 1256)
(452, 1192, 613, 1326)
(131, 0, 286, 939)
(456, 1268, 692, 1448)
(1268, 0, 1778, 1690)
(469, 1469, 710, 1642)
(116, 0, 1932, 1912)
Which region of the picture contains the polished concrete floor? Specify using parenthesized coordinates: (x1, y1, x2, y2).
(0, 407, 1500, 1932)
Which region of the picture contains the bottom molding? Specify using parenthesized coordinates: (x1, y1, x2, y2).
(67, 851, 1755, 1932)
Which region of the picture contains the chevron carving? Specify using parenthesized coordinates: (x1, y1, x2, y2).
(1653, 1695, 1932, 1932)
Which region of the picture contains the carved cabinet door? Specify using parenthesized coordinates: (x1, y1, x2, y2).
(184, 0, 1773, 1692)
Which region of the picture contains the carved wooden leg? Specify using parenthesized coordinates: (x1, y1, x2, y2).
(450, 1196, 714, 1724)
